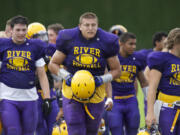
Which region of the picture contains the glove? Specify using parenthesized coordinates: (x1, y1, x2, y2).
(65, 74, 73, 86)
(105, 97, 113, 111)
(42, 98, 55, 117)
(94, 76, 104, 87)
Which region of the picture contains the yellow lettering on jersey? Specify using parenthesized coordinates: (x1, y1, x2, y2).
(128, 65, 132, 72)
(16, 51, 21, 57)
(7, 51, 11, 58)
(90, 48, 95, 55)
(171, 64, 176, 72)
(73, 60, 101, 68)
(169, 77, 180, 85)
(6, 51, 31, 60)
(21, 51, 26, 57)
(12, 51, 15, 57)
(84, 47, 89, 53)
(74, 47, 79, 54)
(122, 65, 127, 71)
(80, 47, 83, 54)
(95, 49, 100, 57)
(73, 47, 100, 57)
(26, 51, 31, 59)
(132, 66, 136, 74)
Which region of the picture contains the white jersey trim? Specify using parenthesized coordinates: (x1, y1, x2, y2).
(0, 83, 38, 101)
(35, 58, 45, 67)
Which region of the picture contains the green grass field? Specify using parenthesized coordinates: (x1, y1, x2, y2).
(137, 83, 146, 128)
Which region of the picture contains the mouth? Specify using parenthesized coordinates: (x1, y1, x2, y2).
(87, 31, 94, 34)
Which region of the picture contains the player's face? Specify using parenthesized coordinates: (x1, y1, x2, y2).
(11, 24, 27, 44)
(157, 36, 167, 51)
(79, 18, 98, 40)
(48, 29, 57, 44)
(122, 38, 136, 55)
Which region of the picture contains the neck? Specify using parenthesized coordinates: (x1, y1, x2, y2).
(12, 38, 26, 45)
(119, 49, 129, 57)
(153, 47, 160, 51)
(170, 47, 180, 58)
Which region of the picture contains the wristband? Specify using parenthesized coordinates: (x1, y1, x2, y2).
(100, 73, 113, 83)
(58, 68, 70, 80)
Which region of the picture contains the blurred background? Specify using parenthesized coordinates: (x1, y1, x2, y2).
(0, 0, 180, 49)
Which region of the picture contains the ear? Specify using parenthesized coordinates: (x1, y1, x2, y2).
(155, 41, 160, 46)
(78, 24, 82, 31)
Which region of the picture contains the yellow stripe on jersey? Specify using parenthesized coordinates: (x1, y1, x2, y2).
(170, 109, 180, 132)
(158, 91, 180, 103)
(114, 94, 135, 99)
(62, 80, 106, 103)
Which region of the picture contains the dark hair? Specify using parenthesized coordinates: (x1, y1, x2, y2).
(10, 15, 28, 28)
(47, 23, 64, 35)
(152, 32, 167, 47)
(119, 32, 136, 43)
(79, 12, 98, 24)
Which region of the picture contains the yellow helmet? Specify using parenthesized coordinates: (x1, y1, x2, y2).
(109, 24, 128, 37)
(98, 118, 106, 135)
(26, 22, 48, 42)
(137, 129, 150, 135)
(52, 120, 68, 135)
(137, 124, 161, 135)
(71, 70, 95, 101)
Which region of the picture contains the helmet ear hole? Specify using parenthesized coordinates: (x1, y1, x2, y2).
(71, 70, 95, 102)
(52, 120, 68, 135)
(109, 24, 128, 37)
(26, 22, 47, 39)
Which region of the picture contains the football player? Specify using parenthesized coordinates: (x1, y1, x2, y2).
(48, 12, 121, 135)
(0, 15, 51, 135)
(108, 32, 148, 135)
(26, 22, 60, 135)
(146, 28, 180, 135)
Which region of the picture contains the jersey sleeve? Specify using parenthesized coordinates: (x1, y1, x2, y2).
(147, 52, 165, 72)
(56, 30, 69, 55)
(35, 40, 47, 60)
(104, 38, 119, 58)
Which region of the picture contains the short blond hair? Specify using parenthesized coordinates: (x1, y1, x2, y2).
(166, 28, 180, 49)
(79, 12, 98, 24)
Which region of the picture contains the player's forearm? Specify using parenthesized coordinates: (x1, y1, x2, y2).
(37, 67, 50, 98)
(147, 86, 156, 114)
(48, 61, 60, 75)
(106, 83, 112, 98)
(107, 55, 121, 79)
(40, 76, 51, 99)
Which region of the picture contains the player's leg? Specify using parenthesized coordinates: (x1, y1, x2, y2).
(102, 110, 110, 135)
(86, 101, 104, 135)
(108, 101, 124, 135)
(46, 98, 59, 135)
(0, 100, 22, 135)
(21, 100, 38, 135)
(124, 97, 140, 135)
(36, 92, 48, 135)
(159, 106, 177, 135)
(63, 97, 86, 135)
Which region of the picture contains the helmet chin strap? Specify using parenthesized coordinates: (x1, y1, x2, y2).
(84, 104, 95, 120)
(71, 90, 96, 120)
